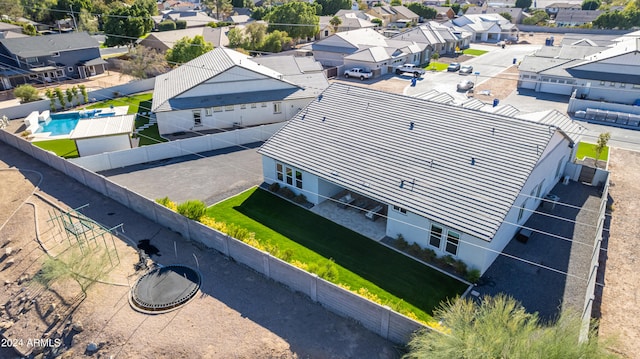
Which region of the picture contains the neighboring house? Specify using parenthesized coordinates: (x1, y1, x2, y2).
(554, 9, 602, 27)
(159, 0, 197, 11)
(0, 31, 27, 39)
(545, 2, 581, 17)
(259, 83, 583, 274)
(317, 16, 335, 40)
(366, 6, 419, 27)
(336, 13, 377, 32)
(154, 10, 218, 29)
(151, 47, 329, 135)
(465, 6, 524, 24)
(447, 14, 517, 42)
(227, 15, 252, 24)
(433, 7, 456, 21)
(138, 27, 230, 53)
(0, 32, 106, 90)
(308, 28, 429, 76)
(0, 22, 23, 35)
(391, 21, 472, 55)
(518, 36, 640, 104)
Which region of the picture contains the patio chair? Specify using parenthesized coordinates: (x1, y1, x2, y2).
(365, 205, 384, 221)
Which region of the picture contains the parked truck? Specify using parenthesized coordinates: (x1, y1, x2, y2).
(395, 64, 426, 78)
(344, 68, 373, 80)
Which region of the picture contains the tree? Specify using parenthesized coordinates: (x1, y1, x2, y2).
(450, 3, 461, 13)
(104, 3, 154, 47)
(316, 0, 351, 16)
(266, 2, 319, 40)
(22, 23, 37, 36)
(78, 8, 98, 33)
(329, 15, 342, 31)
(79, 84, 88, 103)
(158, 20, 177, 31)
(244, 22, 267, 50)
(594, 132, 611, 165)
(166, 35, 214, 66)
(251, 7, 271, 20)
(13, 84, 40, 103)
(227, 27, 244, 48)
(371, 18, 383, 26)
(203, 0, 233, 20)
(405, 294, 617, 359)
(260, 30, 293, 53)
(522, 9, 549, 25)
(500, 12, 513, 22)
(20, 0, 57, 23)
(582, 0, 601, 10)
(3, 0, 24, 19)
(407, 3, 437, 19)
(53, 0, 93, 21)
(515, 0, 532, 9)
(391, 0, 401, 5)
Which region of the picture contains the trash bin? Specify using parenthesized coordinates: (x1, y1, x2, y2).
(512, 58, 517, 64)
(411, 77, 417, 87)
(492, 98, 499, 107)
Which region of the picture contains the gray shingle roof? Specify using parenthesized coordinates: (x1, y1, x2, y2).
(0, 32, 98, 58)
(259, 83, 575, 242)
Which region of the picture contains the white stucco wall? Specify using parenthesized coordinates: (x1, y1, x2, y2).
(75, 135, 131, 157)
(312, 51, 348, 67)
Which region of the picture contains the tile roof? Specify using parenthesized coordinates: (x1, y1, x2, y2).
(0, 32, 98, 58)
(259, 83, 577, 241)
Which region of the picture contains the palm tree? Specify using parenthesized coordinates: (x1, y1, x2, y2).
(329, 16, 342, 33)
(404, 294, 617, 359)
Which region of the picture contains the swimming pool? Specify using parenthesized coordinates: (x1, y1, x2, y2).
(36, 109, 115, 136)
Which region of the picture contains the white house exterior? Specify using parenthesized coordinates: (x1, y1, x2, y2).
(151, 47, 329, 135)
(447, 14, 517, 43)
(518, 37, 640, 102)
(259, 83, 583, 274)
(391, 21, 472, 55)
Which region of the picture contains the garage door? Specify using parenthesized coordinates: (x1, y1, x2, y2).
(540, 81, 573, 95)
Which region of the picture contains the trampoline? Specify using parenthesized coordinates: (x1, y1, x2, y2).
(130, 265, 201, 314)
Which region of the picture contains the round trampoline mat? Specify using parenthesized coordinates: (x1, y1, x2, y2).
(130, 265, 201, 314)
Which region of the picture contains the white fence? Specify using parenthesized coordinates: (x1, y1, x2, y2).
(70, 123, 285, 172)
(0, 78, 155, 120)
(0, 129, 430, 344)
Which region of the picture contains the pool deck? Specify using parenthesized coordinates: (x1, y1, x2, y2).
(30, 106, 130, 141)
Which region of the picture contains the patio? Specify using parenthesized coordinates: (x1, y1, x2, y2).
(310, 191, 387, 241)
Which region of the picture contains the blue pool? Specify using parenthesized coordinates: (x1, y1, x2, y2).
(36, 109, 115, 136)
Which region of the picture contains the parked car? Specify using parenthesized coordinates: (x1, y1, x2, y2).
(344, 68, 373, 80)
(447, 62, 461, 72)
(395, 64, 426, 78)
(459, 65, 473, 75)
(457, 80, 474, 91)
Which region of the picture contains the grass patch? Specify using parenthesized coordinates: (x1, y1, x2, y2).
(86, 93, 152, 115)
(133, 98, 166, 146)
(463, 48, 488, 56)
(425, 62, 449, 72)
(576, 141, 609, 161)
(206, 187, 467, 322)
(33, 139, 78, 158)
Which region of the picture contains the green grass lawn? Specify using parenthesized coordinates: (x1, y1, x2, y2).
(426, 62, 449, 72)
(463, 48, 488, 56)
(33, 139, 78, 158)
(86, 93, 152, 115)
(206, 187, 468, 322)
(133, 99, 167, 146)
(576, 141, 609, 161)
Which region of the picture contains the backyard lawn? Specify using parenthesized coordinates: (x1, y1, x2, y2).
(206, 187, 468, 322)
(133, 99, 166, 146)
(86, 93, 152, 115)
(576, 141, 609, 161)
(426, 62, 449, 72)
(33, 139, 78, 158)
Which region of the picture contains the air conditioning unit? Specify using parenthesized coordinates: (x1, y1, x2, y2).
(562, 176, 570, 185)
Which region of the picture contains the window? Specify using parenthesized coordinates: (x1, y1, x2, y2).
(620, 83, 626, 88)
(633, 84, 640, 89)
(610, 82, 616, 87)
(324, 30, 329, 36)
(392, 205, 407, 214)
(555, 157, 565, 178)
(273, 102, 282, 114)
(536, 180, 544, 199)
(67, 66, 74, 73)
(445, 231, 459, 255)
(261, 103, 267, 107)
(600, 81, 605, 85)
(295, 170, 302, 189)
(205, 108, 212, 116)
(429, 225, 442, 248)
(55, 70, 64, 77)
(193, 110, 201, 126)
(286, 167, 293, 185)
(518, 199, 528, 222)
(276, 163, 283, 181)
(240, 104, 246, 109)
(251, 103, 257, 108)
(26, 57, 38, 63)
(29, 74, 38, 80)
(51, 52, 60, 57)
(225, 105, 234, 111)
(213, 107, 223, 112)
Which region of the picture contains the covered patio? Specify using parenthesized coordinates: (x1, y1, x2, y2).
(310, 190, 387, 241)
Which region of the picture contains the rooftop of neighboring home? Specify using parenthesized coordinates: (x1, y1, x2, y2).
(0, 32, 98, 58)
(259, 83, 583, 242)
(554, 9, 602, 23)
(152, 47, 329, 112)
(138, 27, 231, 50)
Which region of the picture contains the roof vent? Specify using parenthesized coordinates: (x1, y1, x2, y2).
(409, 121, 415, 130)
(491, 127, 495, 135)
(322, 116, 326, 122)
(318, 94, 323, 102)
(400, 180, 405, 188)
(471, 157, 475, 165)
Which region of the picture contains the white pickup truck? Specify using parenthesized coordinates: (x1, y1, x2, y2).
(344, 68, 373, 80)
(395, 64, 426, 77)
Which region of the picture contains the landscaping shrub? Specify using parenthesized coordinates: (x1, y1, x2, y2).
(177, 200, 206, 220)
(268, 182, 280, 192)
(407, 243, 422, 257)
(176, 20, 187, 29)
(158, 20, 176, 31)
(466, 268, 481, 284)
(155, 196, 177, 210)
(453, 259, 468, 276)
(14, 84, 40, 103)
(292, 193, 307, 204)
(277, 186, 296, 200)
(279, 248, 294, 262)
(395, 234, 409, 249)
(442, 254, 456, 267)
(418, 248, 437, 262)
(308, 259, 339, 281)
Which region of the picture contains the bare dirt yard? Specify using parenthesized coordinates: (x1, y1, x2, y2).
(598, 149, 640, 358)
(0, 142, 400, 359)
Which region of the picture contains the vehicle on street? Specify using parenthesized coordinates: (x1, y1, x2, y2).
(457, 79, 474, 91)
(447, 62, 461, 72)
(395, 64, 426, 77)
(459, 65, 473, 75)
(344, 68, 373, 80)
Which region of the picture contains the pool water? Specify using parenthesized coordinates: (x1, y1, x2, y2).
(36, 109, 114, 136)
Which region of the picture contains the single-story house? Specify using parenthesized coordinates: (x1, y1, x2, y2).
(366, 6, 419, 27)
(545, 2, 581, 16)
(138, 27, 230, 53)
(433, 6, 457, 21)
(153, 10, 218, 29)
(554, 9, 602, 27)
(391, 21, 472, 55)
(151, 47, 329, 135)
(518, 36, 640, 103)
(259, 83, 583, 274)
(465, 6, 524, 24)
(0, 32, 106, 90)
(447, 14, 517, 42)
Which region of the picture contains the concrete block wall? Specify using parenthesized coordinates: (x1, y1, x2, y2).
(0, 129, 431, 345)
